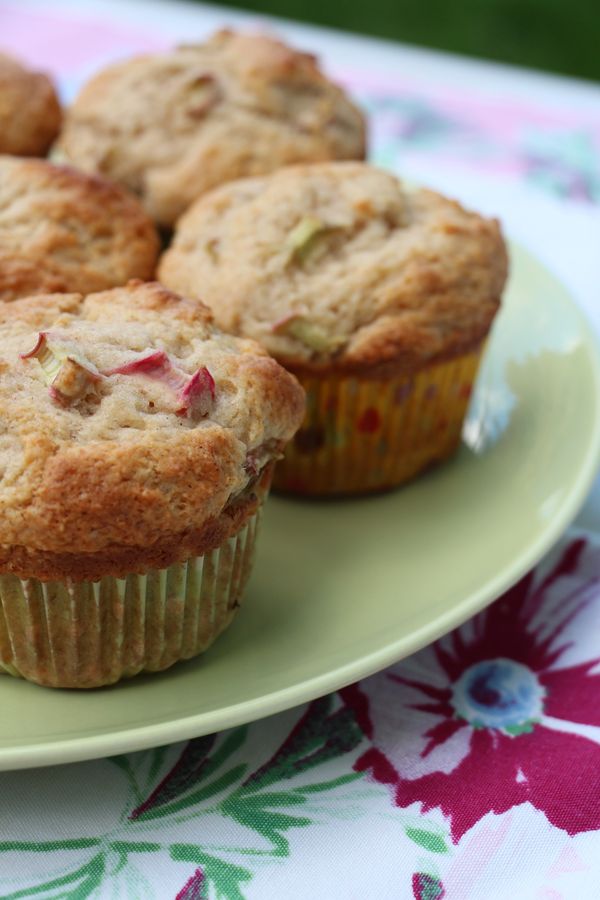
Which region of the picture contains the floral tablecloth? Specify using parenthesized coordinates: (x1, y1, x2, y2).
(1, 2, 600, 897)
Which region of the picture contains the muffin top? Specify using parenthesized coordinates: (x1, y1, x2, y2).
(57, 30, 366, 227)
(0, 156, 160, 302)
(159, 163, 508, 375)
(0, 52, 62, 157)
(0, 282, 304, 578)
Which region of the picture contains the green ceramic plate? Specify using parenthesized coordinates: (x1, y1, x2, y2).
(1, 244, 599, 771)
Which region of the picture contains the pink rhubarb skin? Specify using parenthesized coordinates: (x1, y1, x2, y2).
(19, 331, 48, 360)
(176, 366, 215, 418)
(22, 339, 216, 417)
(271, 312, 300, 334)
(106, 350, 215, 418)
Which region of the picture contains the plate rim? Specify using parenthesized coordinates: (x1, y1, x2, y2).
(3, 244, 600, 771)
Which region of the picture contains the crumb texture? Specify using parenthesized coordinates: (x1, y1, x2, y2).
(0, 52, 62, 156)
(0, 156, 160, 302)
(57, 30, 366, 225)
(160, 163, 508, 374)
(0, 282, 304, 570)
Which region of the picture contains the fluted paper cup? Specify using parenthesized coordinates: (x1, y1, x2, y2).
(0, 505, 264, 689)
(274, 348, 483, 496)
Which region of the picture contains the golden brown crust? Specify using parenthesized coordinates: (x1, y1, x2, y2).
(159, 163, 507, 375)
(0, 156, 160, 302)
(0, 53, 62, 156)
(0, 284, 304, 578)
(0, 488, 262, 582)
(57, 30, 366, 226)
(284, 332, 489, 379)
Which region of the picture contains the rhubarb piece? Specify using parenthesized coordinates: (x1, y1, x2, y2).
(205, 238, 220, 261)
(176, 366, 215, 418)
(243, 439, 283, 478)
(104, 349, 172, 378)
(49, 357, 101, 405)
(106, 350, 189, 392)
(20, 332, 102, 405)
(271, 314, 344, 354)
(185, 73, 222, 119)
(106, 350, 215, 419)
(285, 216, 329, 264)
(271, 312, 300, 335)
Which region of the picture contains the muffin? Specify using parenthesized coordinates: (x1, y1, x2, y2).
(159, 162, 508, 496)
(0, 156, 160, 302)
(0, 52, 62, 157)
(56, 29, 366, 227)
(0, 281, 304, 687)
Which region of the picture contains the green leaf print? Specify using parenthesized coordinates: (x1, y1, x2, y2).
(222, 790, 312, 857)
(0, 840, 101, 853)
(109, 841, 161, 873)
(504, 720, 537, 736)
(106, 755, 145, 806)
(405, 828, 449, 854)
(2, 853, 105, 899)
(145, 745, 171, 791)
(131, 728, 247, 820)
(170, 846, 252, 900)
(133, 764, 247, 822)
(291, 772, 362, 794)
(217, 699, 366, 857)
(0, 696, 367, 899)
(242, 697, 363, 792)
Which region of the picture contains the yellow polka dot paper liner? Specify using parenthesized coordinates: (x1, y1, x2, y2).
(273, 348, 484, 496)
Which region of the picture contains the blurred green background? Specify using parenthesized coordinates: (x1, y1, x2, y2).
(210, 0, 599, 81)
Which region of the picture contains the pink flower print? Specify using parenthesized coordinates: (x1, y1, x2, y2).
(412, 872, 445, 899)
(342, 539, 600, 842)
(176, 868, 205, 900)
